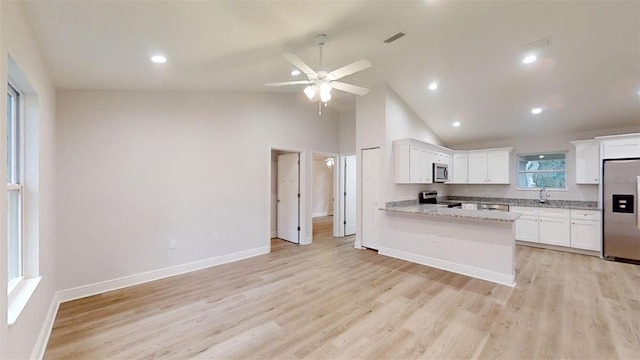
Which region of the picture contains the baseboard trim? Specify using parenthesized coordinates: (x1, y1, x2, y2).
(378, 247, 515, 287)
(30, 292, 60, 360)
(270, 231, 277, 238)
(57, 246, 270, 303)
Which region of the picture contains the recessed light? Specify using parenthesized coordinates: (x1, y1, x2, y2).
(452, 121, 461, 127)
(531, 107, 543, 115)
(291, 69, 301, 76)
(428, 82, 438, 90)
(150, 55, 167, 64)
(539, 155, 545, 159)
(523, 54, 537, 64)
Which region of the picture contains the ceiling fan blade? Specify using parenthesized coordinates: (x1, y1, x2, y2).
(328, 59, 372, 80)
(265, 80, 312, 87)
(331, 81, 370, 96)
(282, 53, 317, 77)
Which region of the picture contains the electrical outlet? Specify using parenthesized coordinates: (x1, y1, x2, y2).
(212, 233, 220, 243)
(169, 239, 177, 249)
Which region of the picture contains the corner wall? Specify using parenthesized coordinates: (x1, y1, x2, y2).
(355, 84, 447, 247)
(0, 2, 58, 359)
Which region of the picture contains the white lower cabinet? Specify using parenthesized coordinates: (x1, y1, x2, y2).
(570, 210, 602, 251)
(539, 216, 571, 247)
(511, 207, 601, 252)
(512, 207, 539, 242)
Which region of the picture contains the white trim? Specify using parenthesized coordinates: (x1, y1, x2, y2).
(378, 247, 516, 287)
(312, 211, 331, 218)
(7, 276, 42, 325)
(30, 293, 60, 360)
(270, 231, 277, 238)
(57, 246, 269, 303)
(300, 235, 312, 245)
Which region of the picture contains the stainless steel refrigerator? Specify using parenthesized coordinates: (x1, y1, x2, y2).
(603, 158, 640, 262)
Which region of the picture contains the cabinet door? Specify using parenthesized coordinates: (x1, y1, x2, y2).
(423, 149, 433, 183)
(452, 152, 469, 183)
(409, 146, 423, 183)
(601, 136, 640, 159)
(539, 216, 571, 247)
(468, 152, 488, 183)
(515, 215, 539, 242)
(575, 141, 600, 184)
(487, 150, 510, 184)
(571, 219, 601, 251)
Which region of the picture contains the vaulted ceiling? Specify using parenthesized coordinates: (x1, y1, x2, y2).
(23, 1, 640, 146)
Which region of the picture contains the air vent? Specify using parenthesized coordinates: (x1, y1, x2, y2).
(384, 32, 406, 44)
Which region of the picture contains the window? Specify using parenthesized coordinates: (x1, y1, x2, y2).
(517, 152, 567, 189)
(7, 83, 23, 289)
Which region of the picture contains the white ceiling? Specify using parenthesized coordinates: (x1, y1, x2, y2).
(23, 1, 640, 146)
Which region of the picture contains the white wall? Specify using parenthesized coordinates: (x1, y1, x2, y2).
(338, 109, 356, 154)
(446, 126, 640, 201)
(56, 90, 339, 290)
(1, 2, 58, 359)
(355, 84, 447, 247)
(384, 86, 448, 202)
(312, 157, 333, 217)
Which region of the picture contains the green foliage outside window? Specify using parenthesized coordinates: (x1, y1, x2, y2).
(517, 153, 567, 189)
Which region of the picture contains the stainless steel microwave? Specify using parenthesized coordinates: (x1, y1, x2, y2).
(433, 163, 449, 183)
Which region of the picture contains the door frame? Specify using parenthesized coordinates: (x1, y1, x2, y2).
(336, 153, 356, 237)
(310, 152, 340, 240)
(268, 147, 306, 251)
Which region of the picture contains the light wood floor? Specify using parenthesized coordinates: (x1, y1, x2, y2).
(45, 216, 640, 359)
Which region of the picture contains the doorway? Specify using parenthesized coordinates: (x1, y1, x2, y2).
(311, 152, 339, 241)
(361, 147, 381, 250)
(271, 150, 301, 244)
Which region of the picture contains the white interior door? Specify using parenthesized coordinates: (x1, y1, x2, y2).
(344, 155, 357, 236)
(362, 148, 381, 250)
(277, 153, 300, 243)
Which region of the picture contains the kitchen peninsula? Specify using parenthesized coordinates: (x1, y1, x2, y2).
(379, 200, 521, 287)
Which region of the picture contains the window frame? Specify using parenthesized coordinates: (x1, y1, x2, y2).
(7, 82, 24, 291)
(516, 151, 568, 190)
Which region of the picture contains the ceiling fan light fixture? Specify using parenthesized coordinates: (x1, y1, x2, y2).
(320, 90, 332, 103)
(304, 85, 317, 99)
(320, 83, 332, 102)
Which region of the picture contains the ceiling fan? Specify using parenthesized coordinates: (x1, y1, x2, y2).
(266, 34, 372, 114)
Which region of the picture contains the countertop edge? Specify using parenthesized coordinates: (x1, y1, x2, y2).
(381, 205, 521, 223)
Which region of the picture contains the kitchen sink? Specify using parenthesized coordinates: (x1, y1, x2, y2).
(476, 203, 510, 212)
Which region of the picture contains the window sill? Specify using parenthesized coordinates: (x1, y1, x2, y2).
(8, 276, 41, 326)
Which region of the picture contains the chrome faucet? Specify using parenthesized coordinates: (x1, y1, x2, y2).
(539, 187, 550, 203)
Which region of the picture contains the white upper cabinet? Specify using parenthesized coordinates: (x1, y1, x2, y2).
(487, 150, 510, 183)
(467, 148, 512, 184)
(571, 140, 600, 184)
(468, 152, 488, 183)
(451, 151, 469, 183)
(597, 133, 640, 159)
(394, 139, 433, 184)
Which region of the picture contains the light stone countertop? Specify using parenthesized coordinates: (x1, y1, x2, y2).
(446, 196, 599, 210)
(382, 203, 521, 222)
